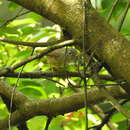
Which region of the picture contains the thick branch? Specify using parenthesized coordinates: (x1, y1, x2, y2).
(0, 81, 28, 106)
(0, 81, 128, 128)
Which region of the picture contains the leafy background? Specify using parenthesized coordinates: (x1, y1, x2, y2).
(0, 0, 130, 129)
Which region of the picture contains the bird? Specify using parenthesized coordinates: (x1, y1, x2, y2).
(46, 48, 78, 70)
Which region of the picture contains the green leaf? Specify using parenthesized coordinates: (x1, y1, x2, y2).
(19, 86, 47, 99)
(8, 2, 19, 11)
(21, 79, 43, 87)
(14, 50, 31, 60)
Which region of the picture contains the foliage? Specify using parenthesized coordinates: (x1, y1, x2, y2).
(0, 0, 130, 130)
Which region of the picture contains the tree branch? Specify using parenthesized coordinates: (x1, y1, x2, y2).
(1, 71, 116, 82)
(0, 81, 128, 129)
(0, 39, 75, 76)
(0, 38, 65, 47)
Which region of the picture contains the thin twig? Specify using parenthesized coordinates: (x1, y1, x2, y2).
(46, 78, 66, 88)
(0, 40, 75, 76)
(93, 74, 130, 120)
(117, 0, 130, 32)
(1, 71, 117, 82)
(8, 48, 35, 130)
(88, 99, 129, 129)
(0, 9, 30, 28)
(82, 0, 92, 129)
(45, 117, 53, 130)
(107, 0, 120, 23)
(99, 100, 128, 129)
(0, 39, 65, 47)
(90, 105, 117, 130)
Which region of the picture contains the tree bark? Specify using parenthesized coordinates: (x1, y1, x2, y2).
(0, 81, 128, 128)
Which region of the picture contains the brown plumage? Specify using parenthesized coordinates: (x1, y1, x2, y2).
(47, 48, 78, 69)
